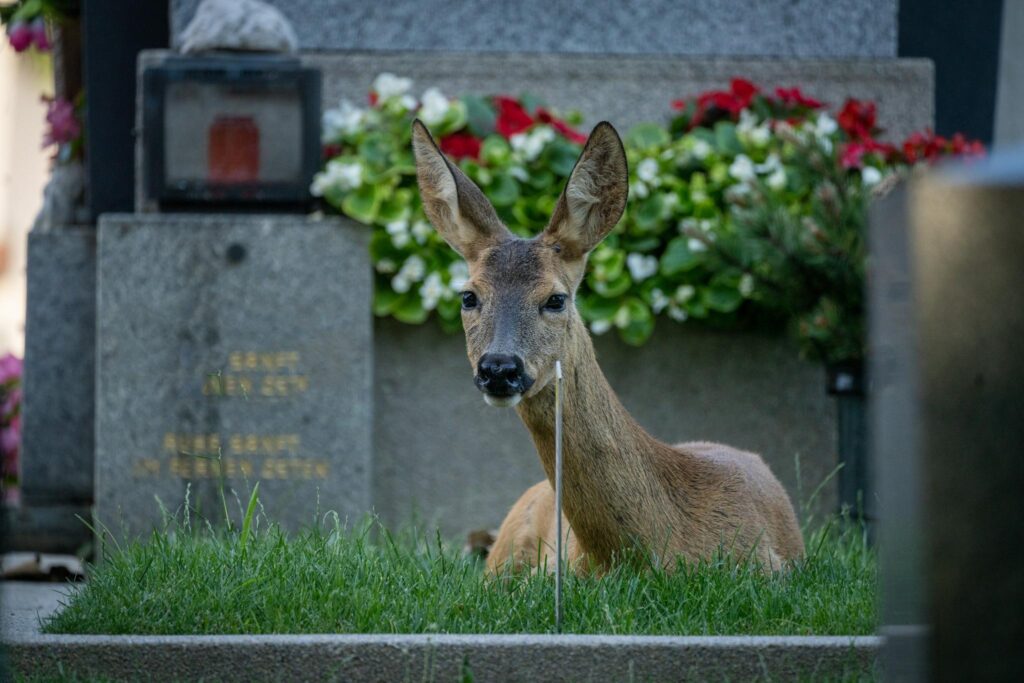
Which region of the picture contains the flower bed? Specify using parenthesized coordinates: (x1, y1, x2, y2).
(314, 74, 980, 363)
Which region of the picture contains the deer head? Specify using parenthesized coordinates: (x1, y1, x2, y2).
(412, 119, 628, 407)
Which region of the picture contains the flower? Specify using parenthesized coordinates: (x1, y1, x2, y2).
(419, 272, 445, 311)
(728, 154, 756, 181)
(385, 219, 410, 248)
(668, 305, 689, 322)
(448, 261, 469, 291)
(42, 97, 81, 148)
(29, 17, 49, 51)
(766, 167, 787, 190)
(590, 319, 612, 335)
(840, 139, 895, 169)
(399, 255, 426, 282)
(536, 108, 588, 144)
(774, 87, 823, 110)
(691, 139, 712, 160)
(0, 354, 21, 384)
(372, 73, 413, 100)
(626, 253, 658, 281)
(837, 99, 878, 140)
(687, 238, 708, 253)
(6, 20, 31, 52)
(418, 87, 450, 126)
(322, 100, 364, 141)
(439, 131, 482, 160)
(510, 126, 555, 161)
(636, 158, 659, 183)
(629, 181, 649, 199)
(675, 284, 696, 302)
(649, 288, 670, 313)
(494, 96, 534, 138)
(376, 258, 397, 274)
(411, 220, 433, 244)
(861, 166, 882, 186)
(813, 113, 838, 138)
(310, 160, 363, 195)
(739, 274, 755, 297)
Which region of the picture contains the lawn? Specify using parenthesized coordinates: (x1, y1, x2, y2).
(42, 498, 876, 636)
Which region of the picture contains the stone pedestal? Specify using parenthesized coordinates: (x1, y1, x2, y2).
(94, 214, 371, 536)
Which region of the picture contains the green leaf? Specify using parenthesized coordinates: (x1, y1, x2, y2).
(589, 271, 631, 298)
(341, 185, 380, 224)
(660, 237, 702, 275)
(393, 296, 429, 324)
(544, 139, 580, 177)
(463, 95, 496, 137)
(486, 173, 520, 207)
(576, 294, 620, 321)
(703, 284, 743, 313)
(626, 123, 670, 150)
(633, 194, 665, 233)
(373, 287, 403, 316)
(617, 299, 655, 346)
(480, 136, 511, 165)
(714, 122, 743, 155)
(518, 92, 547, 116)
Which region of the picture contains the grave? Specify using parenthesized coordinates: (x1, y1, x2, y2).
(94, 214, 371, 535)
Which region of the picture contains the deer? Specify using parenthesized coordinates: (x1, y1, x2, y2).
(411, 118, 805, 574)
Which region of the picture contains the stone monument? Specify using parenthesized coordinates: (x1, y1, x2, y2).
(94, 214, 371, 534)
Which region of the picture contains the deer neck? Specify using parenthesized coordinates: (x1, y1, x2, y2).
(515, 315, 679, 566)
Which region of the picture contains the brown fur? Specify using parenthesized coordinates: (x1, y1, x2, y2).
(411, 119, 805, 574)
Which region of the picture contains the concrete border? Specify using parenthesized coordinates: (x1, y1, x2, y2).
(6, 633, 879, 682)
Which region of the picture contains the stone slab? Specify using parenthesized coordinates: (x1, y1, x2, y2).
(20, 228, 97, 506)
(5, 630, 880, 682)
(171, 0, 897, 58)
(94, 214, 371, 536)
(308, 52, 933, 143)
(1, 581, 73, 639)
(374, 316, 836, 536)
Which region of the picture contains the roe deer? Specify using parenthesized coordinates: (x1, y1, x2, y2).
(411, 119, 805, 573)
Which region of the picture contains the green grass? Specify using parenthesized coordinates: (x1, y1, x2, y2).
(42, 509, 876, 636)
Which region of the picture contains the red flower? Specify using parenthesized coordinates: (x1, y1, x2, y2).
(774, 87, 823, 109)
(494, 96, 534, 138)
(838, 99, 878, 140)
(840, 138, 896, 169)
(536, 108, 587, 144)
(368, 91, 379, 107)
(671, 99, 686, 111)
(322, 144, 342, 160)
(901, 129, 984, 164)
(688, 78, 762, 128)
(439, 131, 482, 160)
(730, 78, 759, 107)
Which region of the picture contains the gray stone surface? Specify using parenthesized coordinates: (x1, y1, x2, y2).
(21, 227, 96, 507)
(179, 0, 298, 54)
(374, 316, 836, 536)
(171, 0, 897, 58)
(1, 581, 71, 639)
(5, 629, 880, 681)
(308, 52, 934, 143)
(94, 214, 371, 536)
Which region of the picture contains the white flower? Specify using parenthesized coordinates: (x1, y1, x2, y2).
(755, 153, 781, 174)
(748, 125, 771, 147)
(637, 158, 659, 183)
(698, 218, 716, 233)
(372, 73, 412, 100)
(509, 165, 530, 182)
(630, 181, 649, 199)
(511, 125, 555, 161)
(418, 88, 450, 125)
(678, 217, 699, 234)
(691, 139, 712, 160)
(322, 99, 364, 141)
(411, 220, 433, 244)
(375, 258, 397, 274)
(861, 166, 883, 186)
(662, 193, 679, 211)
(766, 167, 787, 191)
(675, 284, 696, 303)
(739, 273, 755, 297)
(737, 109, 758, 135)
(386, 219, 410, 248)
(614, 306, 631, 329)
(399, 94, 418, 111)
(310, 160, 363, 196)
(814, 113, 838, 137)
(688, 238, 708, 253)
(626, 253, 659, 282)
(650, 288, 670, 314)
(590, 319, 612, 335)
(448, 260, 470, 292)
(419, 272, 445, 311)
(728, 154, 756, 182)
(668, 304, 689, 322)
(391, 274, 411, 294)
(398, 255, 426, 282)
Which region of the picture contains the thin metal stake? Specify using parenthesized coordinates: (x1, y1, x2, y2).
(554, 359, 564, 634)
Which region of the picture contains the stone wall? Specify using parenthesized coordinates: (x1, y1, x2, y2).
(170, 0, 898, 58)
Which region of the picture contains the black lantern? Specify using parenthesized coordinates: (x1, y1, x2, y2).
(142, 54, 320, 210)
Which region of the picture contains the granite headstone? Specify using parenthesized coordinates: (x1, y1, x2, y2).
(94, 214, 371, 535)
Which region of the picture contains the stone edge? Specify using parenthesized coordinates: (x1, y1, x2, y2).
(5, 633, 880, 681)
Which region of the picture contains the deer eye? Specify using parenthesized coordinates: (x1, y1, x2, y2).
(543, 294, 567, 313)
(461, 291, 479, 310)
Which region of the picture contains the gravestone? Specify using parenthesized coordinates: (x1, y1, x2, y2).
(94, 214, 371, 535)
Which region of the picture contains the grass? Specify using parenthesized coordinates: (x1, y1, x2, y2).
(42, 501, 876, 637)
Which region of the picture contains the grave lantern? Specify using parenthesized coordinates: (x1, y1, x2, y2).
(141, 54, 320, 210)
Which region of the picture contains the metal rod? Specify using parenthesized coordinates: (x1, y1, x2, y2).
(554, 359, 563, 634)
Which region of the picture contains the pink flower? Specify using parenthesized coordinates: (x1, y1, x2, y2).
(42, 97, 81, 148)
(29, 17, 50, 51)
(6, 20, 32, 52)
(0, 354, 21, 385)
(1, 416, 20, 457)
(2, 387, 20, 419)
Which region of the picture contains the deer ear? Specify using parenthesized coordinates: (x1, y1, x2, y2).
(412, 120, 511, 261)
(541, 121, 628, 260)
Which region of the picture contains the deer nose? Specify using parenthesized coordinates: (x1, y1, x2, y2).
(476, 353, 525, 396)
